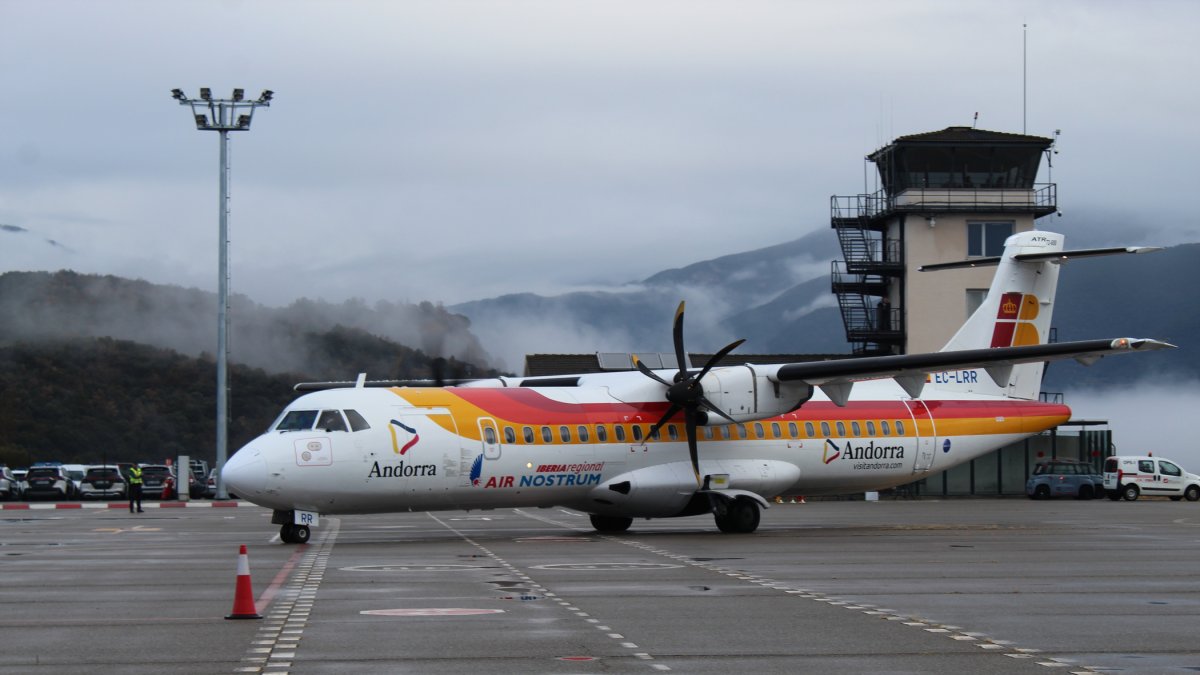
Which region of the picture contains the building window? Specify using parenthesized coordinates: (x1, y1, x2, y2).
(966, 289, 988, 319)
(968, 221, 1013, 257)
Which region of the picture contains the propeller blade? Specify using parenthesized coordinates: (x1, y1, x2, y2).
(693, 338, 746, 382)
(685, 408, 701, 486)
(632, 354, 672, 387)
(671, 301, 688, 381)
(645, 403, 683, 443)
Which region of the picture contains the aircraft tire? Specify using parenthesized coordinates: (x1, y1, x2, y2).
(715, 499, 760, 534)
(280, 524, 311, 544)
(589, 514, 633, 533)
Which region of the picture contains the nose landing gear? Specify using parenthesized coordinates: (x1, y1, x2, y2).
(273, 509, 313, 544)
(280, 523, 311, 544)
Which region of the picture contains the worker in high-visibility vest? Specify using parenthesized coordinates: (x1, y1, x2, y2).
(128, 465, 144, 513)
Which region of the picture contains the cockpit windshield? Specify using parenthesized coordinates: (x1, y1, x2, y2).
(276, 410, 319, 432)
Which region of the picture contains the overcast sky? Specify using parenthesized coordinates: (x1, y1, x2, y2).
(1, 0, 1197, 466)
(2, 0, 1198, 308)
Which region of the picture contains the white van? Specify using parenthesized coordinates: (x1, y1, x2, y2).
(1103, 456, 1200, 502)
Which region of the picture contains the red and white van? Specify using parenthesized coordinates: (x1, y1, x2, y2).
(1103, 456, 1200, 502)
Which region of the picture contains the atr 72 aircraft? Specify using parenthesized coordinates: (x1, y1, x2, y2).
(223, 231, 1173, 543)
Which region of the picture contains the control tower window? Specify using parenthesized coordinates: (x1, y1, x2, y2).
(968, 221, 1013, 257)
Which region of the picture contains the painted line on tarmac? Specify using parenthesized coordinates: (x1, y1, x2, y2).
(235, 517, 339, 674)
(2, 501, 246, 510)
(516, 508, 1097, 674)
(428, 512, 671, 672)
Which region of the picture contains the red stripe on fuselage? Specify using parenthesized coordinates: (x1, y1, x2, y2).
(439, 388, 1068, 426)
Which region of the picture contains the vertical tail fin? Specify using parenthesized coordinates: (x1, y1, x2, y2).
(934, 231, 1065, 400)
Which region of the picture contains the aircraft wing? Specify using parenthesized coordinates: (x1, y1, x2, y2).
(768, 337, 1175, 404)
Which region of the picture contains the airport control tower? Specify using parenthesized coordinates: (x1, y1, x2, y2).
(831, 127, 1057, 355)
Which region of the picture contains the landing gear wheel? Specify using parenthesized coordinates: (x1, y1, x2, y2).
(280, 524, 311, 544)
(589, 514, 633, 533)
(714, 499, 760, 534)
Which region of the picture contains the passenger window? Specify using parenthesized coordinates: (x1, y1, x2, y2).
(578, 426, 589, 443)
(615, 426, 627, 442)
(504, 427, 516, 444)
(541, 426, 553, 443)
(820, 422, 831, 437)
(632, 426, 643, 442)
(596, 425, 608, 442)
(754, 423, 764, 438)
(805, 422, 815, 437)
(866, 421, 876, 436)
(772, 422, 782, 438)
(737, 425, 748, 439)
(484, 427, 497, 444)
(559, 426, 572, 443)
(881, 420, 891, 436)
(703, 427, 713, 440)
(836, 421, 846, 436)
(895, 420, 905, 435)
(277, 410, 318, 431)
(344, 409, 371, 432)
(523, 426, 535, 443)
(318, 410, 348, 432)
(788, 422, 798, 438)
(1139, 460, 1155, 473)
(1160, 461, 1182, 477)
(668, 425, 679, 441)
(851, 421, 861, 436)
(649, 426, 660, 441)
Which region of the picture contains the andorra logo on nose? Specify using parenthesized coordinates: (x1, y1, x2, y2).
(389, 419, 420, 455)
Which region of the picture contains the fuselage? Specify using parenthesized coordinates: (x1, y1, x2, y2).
(223, 370, 1070, 519)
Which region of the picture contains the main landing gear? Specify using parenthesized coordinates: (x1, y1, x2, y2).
(712, 497, 760, 534)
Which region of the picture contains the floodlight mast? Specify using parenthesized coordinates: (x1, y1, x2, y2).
(170, 88, 272, 500)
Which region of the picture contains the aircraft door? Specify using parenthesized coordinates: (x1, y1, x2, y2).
(477, 418, 502, 461)
(904, 399, 937, 473)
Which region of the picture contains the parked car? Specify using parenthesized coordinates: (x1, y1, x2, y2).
(23, 466, 76, 500)
(0, 466, 21, 500)
(78, 465, 127, 500)
(1026, 459, 1105, 499)
(1103, 455, 1200, 501)
(137, 465, 172, 499)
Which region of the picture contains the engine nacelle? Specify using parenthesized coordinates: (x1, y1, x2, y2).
(704, 365, 813, 423)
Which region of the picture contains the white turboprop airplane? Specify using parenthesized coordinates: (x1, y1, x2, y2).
(223, 231, 1174, 543)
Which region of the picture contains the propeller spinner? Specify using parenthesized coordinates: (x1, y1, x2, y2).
(632, 301, 745, 486)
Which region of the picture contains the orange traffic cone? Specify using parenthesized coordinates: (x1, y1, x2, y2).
(225, 544, 262, 620)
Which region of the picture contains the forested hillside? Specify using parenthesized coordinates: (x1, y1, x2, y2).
(0, 330, 498, 467)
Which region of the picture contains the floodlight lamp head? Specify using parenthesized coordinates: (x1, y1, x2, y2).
(232, 88, 244, 102)
(199, 87, 212, 101)
(236, 114, 252, 129)
(258, 89, 274, 103)
(194, 114, 209, 129)
(171, 88, 185, 101)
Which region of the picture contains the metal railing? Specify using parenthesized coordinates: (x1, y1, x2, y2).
(832, 183, 1056, 220)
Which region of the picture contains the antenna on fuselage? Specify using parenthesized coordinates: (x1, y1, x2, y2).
(355, 373, 366, 388)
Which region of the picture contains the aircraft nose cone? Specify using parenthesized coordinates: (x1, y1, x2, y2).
(223, 445, 268, 498)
